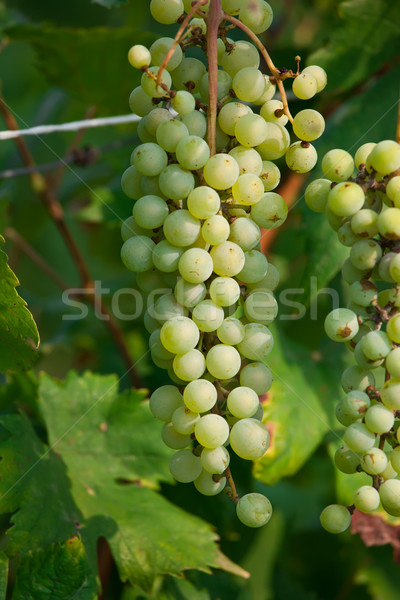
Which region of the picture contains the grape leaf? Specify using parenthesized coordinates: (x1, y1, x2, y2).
(253, 327, 339, 485)
(12, 537, 98, 600)
(0, 235, 39, 373)
(0, 372, 220, 591)
(0, 552, 8, 600)
(308, 0, 400, 92)
(5, 25, 157, 113)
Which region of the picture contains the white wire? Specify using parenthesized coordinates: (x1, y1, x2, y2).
(0, 113, 141, 140)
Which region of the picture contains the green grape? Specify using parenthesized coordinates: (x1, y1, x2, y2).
(337, 222, 359, 247)
(381, 457, 398, 480)
(160, 315, 199, 353)
(322, 149, 354, 181)
(201, 446, 230, 474)
(129, 86, 155, 117)
(232, 173, 264, 206)
(194, 470, 227, 496)
(141, 66, 172, 97)
(354, 142, 376, 170)
(324, 308, 359, 343)
(237, 322, 273, 361)
(206, 344, 242, 380)
(150, 0, 184, 23)
(172, 57, 206, 93)
(239, 0, 273, 34)
(163, 209, 200, 247)
(354, 341, 383, 370)
(176, 135, 210, 171)
(159, 164, 195, 200)
(173, 348, 206, 381)
(379, 479, 400, 516)
(202, 214, 230, 245)
(227, 386, 260, 419)
(335, 401, 358, 427)
(187, 186, 220, 220)
(361, 330, 392, 361)
(121, 215, 151, 241)
(320, 504, 351, 534)
(172, 406, 200, 435)
(232, 67, 267, 102)
(342, 389, 370, 419)
(144, 309, 160, 334)
(244, 291, 278, 324)
(170, 448, 202, 483)
(351, 209, 378, 238)
(210, 241, 245, 276)
(151, 354, 173, 370)
(292, 72, 317, 100)
(238, 250, 268, 284)
(178, 248, 214, 283)
(381, 378, 400, 409)
(304, 178, 331, 213)
(199, 70, 232, 103)
(328, 182, 365, 217)
(141, 174, 164, 197)
(325, 206, 346, 231)
(390, 447, 400, 473)
(366, 140, 400, 175)
(217, 317, 245, 345)
(128, 44, 151, 69)
(387, 315, 400, 344)
(235, 114, 269, 148)
(221, 0, 244, 15)
(236, 493, 272, 528)
(195, 414, 230, 448)
(259, 160, 281, 191)
(292, 109, 325, 141)
(171, 90, 196, 115)
(341, 365, 375, 393)
(221, 40, 260, 76)
(161, 422, 191, 449)
(150, 36, 183, 71)
(350, 239, 382, 270)
(388, 253, 400, 282)
(209, 276, 241, 307)
(132, 143, 169, 177)
(152, 293, 187, 323)
(230, 418, 269, 459)
(149, 385, 183, 421)
(361, 447, 388, 475)
(137, 118, 156, 143)
(353, 485, 380, 513)
(218, 102, 252, 136)
(152, 240, 183, 273)
(229, 146, 263, 175)
(192, 299, 225, 332)
(121, 165, 143, 199)
(121, 236, 155, 272)
(365, 403, 394, 434)
(302, 65, 327, 92)
(260, 99, 288, 127)
(349, 281, 377, 307)
(248, 263, 280, 291)
(180, 109, 207, 137)
(228, 217, 261, 251)
(156, 119, 189, 153)
(174, 278, 206, 308)
(133, 195, 168, 229)
(334, 445, 360, 474)
(183, 379, 217, 413)
(136, 268, 165, 292)
(253, 74, 276, 105)
(250, 192, 288, 229)
(285, 141, 318, 173)
(386, 347, 400, 378)
(240, 362, 272, 394)
(256, 123, 290, 160)
(203, 153, 239, 190)
(387, 176, 400, 202)
(189, 17, 207, 33)
(149, 329, 175, 361)
(377, 207, 400, 239)
(343, 422, 375, 452)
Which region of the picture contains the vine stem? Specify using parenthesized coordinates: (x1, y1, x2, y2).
(156, 0, 208, 87)
(223, 13, 294, 123)
(225, 467, 240, 502)
(206, 0, 223, 155)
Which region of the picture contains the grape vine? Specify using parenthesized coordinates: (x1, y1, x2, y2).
(121, 0, 327, 528)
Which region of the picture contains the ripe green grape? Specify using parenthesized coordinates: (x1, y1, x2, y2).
(201, 446, 230, 474)
(250, 192, 288, 229)
(176, 135, 210, 170)
(260, 99, 288, 126)
(128, 44, 151, 69)
(150, 36, 183, 70)
(121, 236, 155, 272)
(203, 153, 239, 189)
(159, 164, 195, 200)
(381, 378, 400, 409)
(210, 241, 245, 277)
(202, 215, 230, 245)
(229, 146, 263, 176)
(152, 240, 183, 273)
(180, 109, 207, 137)
(350, 239, 382, 271)
(183, 379, 217, 413)
(292, 109, 325, 141)
(217, 317, 245, 345)
(377, 207, 400, 239)
(292, 73, 317, 100)
(174, 278, 206, 308)
(285, 141, 318, 173)
(324, 308, 359, 342)
(236, 493, 272, 528)
(364, 403, 394, 434)
(169, 448, 202, 483)
(304, 178, 331, 213)
(259, 160, 281, 191)
(239, 0, 273, 34)
(172, 57, 206, 93)
(361, 330, 392, 361)
(206, 344, 242, 380)
(334, 445, 360, 474)
(149, 385, 183, 421)
(218, 101, 253, 136)
(228, 217, 261, 251)
(195, 414, 230, 448)
(194, 470, 227, 496)
(173, 348, 206, 381)
(341, 365, 375, 393)
(350, 209, 378, 237)
(141, 66, 172, 97)
(156, 119, 189, 153)
(328, 182, 365, 217)
(209, 276, 241, 307)
(132, 143, 168, 177)
(367, 140, 400, 175)
(232, 67, 268, 103)
(343, 422, 375, 452)
(133, 194, 169, 229)
(244, 291, 278, 324)
(320, 504, 351, 534)
(171, 90, 196, 115)
(240, 362, 272, 394)
(163, 209, 200, 247)
(235, 113, 268, 148)
(354, 142, 376, 169)
(385, 347, 400, 378)
(256, 122, 290, 160)
(302, 65, 327, 92)
(221, 40, 260, 76)
(322, 149, 354, 181)
(230, 418, 269, 459)
(361, 447, 388, 475)
(172, 406, 200, 435)
(227, 386, 260, 418)
(232, 173, 265, 205)
(187, 186, 220, 220)
(159, 316, 199, 354)
(379, 479, 400, 516)
(161, 422, 191, 449)
(129, 86, 155, 117)
(238, 250, 268, 284)
(192, 299, 225, 332)
(353, 485, 380, 513)
(178, 248, 214, 283)
(152, 293, 188, 323)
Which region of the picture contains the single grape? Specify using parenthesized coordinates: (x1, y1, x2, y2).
(149, 385, 183, 421)
(210, 241, 245, 277)
(361, 330, 392, 361)
(240, 362, 272, 395)
(351, 209, 378, 238)
(350, 239, 382, 271)
(141, 66, 172, 97)
(180, 109, 207, 137)
(195, 414, 230, 448)
(203, 153, 239, 190)
(159, 316, 199, 354)
(285, 141, 318, 173)
(377, 207, 400, 239)
(256, 123, 290, 160)
(354, 142, 376, 169)
(173, 348, 206, 381)
(201, 446, 230, 474)
(366, 140, 400, 175)
(328, 182, 365, 217)
(322, 149, 354, 181)
(361, 447, 388, 475)
(260, 99, 288, 127)
(292, 73, 317, 100)
(227, 386, 260, 419)
(385, 347, 400, 378)
(121, 236, 155, 272)
(206, 344, 242, 380)
(302, 65, 327, 92)
(183, 379, 217, 413)
(218, 101, 253, 136)
(235, 113, 269, 148)
(364, 404, 394, 434)
(217, 317, 245, 345)
(236, 493, 272, 528)
(169, 448, 202, 483)
(232, 173, 265, 206)
(129, 86, 155, 117)
(320, 505, 351, 534)
(232, 67, 266, 102)
(343, 422, 375, 452)
(176, 135, 210, 171)
(192, 299, 225, 333)
(334, 445, 360, 474)
(221, 40, 260, 76)
(338, 222, 360, 247)
(209, 277, 241, 307)
(172, 406, 200, 435)
(259, 160, 281, 192)
(341, 365, 375, 393)
(172, 57, 206, 93)
(230, 418, 269, 459)
(324, 308, 359, 342)
(387, 176, 400, 202)
(187, 186, 220, 220)
(244, 291, 278, 324)
(293, 109, 325, 142)
(163, 209, 200, 247)
(239, 0, 273, 34)
(194, 470, 227, 496)
(151, 293, 187, 324)
(202, 215, 230, 245)
(250, 192, 288, 229)
(228, 217, 261, 251)
(178, 248, 214, 283)
(353, 486, 380, 513)
(253, 74, 276, 104)
(161, 422, 191, 449)
(381, 378, 400, 409)
(304, 178, 331, 213)
(174, 278, 206, 308)
(128, 44, 151, 69)
(150, 36, 183, 70)
(379, 479, 400, 516)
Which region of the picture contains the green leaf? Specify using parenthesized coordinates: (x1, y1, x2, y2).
(253, 327, 340, 485)
(12, 537, 98, 600)
(0, 372, 219, 591)
(308, 0, 400, 92)
(5, 25, 157, 113)
(0, 552, 8, 600)
(0, 236, 39, 373)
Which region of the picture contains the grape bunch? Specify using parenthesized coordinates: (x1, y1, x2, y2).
(305, 140, 400, 533)
(120, 0, 327, 528)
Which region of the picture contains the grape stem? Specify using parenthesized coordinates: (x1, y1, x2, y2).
(156, 0, 209, 88)
(205, 0, 224, 156)
(225, 466, 240, 503)
(222, 12, 294, 123)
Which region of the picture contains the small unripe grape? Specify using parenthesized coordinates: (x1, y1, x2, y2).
(236, 493, 272, 528)
(320, 505, 351, 534)
(292, 73, 317, 100)
(354, 485, 380, 513)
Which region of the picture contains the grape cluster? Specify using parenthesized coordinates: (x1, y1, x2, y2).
(305, 140, 400, 533)
(120, 0, 326, 528)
